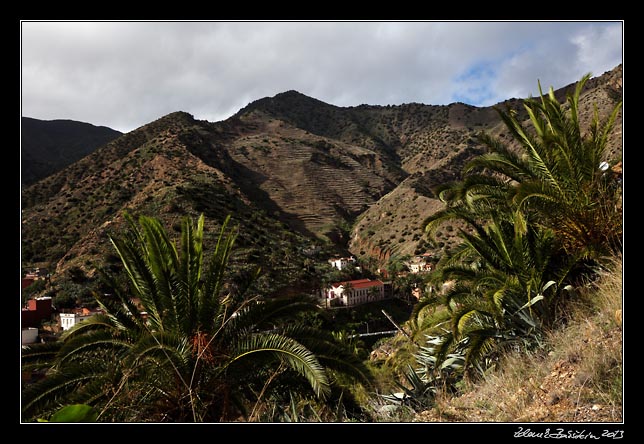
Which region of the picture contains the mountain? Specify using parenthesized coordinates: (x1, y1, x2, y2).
(20, 65, 622, 295)
(21, 117, 122, 185)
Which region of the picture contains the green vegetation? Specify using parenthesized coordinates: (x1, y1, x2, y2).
(420, 255, 622, 422)
(21, 69, 622, 423)
(383, 74, 622, 415)
(427, 74, 622, 260)
(22, 279, 46, 303)
(22, 213, 372, 422)
(419, 212, 574, 373)
(38, 404, 98, 423)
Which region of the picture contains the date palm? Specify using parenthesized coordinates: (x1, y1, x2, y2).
(22, 213, 371, 422)
(429, 73, 622, 260)
(418, 73, 621, 375)
(417, 213, 574, 375)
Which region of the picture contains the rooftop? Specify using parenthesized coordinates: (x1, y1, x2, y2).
(332, 278, 384, 289)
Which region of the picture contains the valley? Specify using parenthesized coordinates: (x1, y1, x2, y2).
(21, 64, 623, 302)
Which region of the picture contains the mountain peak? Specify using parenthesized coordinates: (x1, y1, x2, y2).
(270, 90, 333, 107)
(273, 89, 309, 99)
(235, 89, 335, 119)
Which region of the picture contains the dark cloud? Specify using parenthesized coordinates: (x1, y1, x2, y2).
(21, 21, 622, 133)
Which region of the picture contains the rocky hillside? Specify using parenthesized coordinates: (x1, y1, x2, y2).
(21, 117, 122, 185)
(21, 112, 328, 296)
(21, 65, 622, 292)
(220, 108, 399, 242)
(348, 65, 622, 266)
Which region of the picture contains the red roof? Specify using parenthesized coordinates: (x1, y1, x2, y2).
(332, 278, 384, 289)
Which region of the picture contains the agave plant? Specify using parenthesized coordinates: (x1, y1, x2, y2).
(416, 74, 620, 376)
(378, 333, 467, 416)
(420, 211, 576, 375)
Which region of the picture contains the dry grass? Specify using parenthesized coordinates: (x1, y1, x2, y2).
(414, 255, 623, 423)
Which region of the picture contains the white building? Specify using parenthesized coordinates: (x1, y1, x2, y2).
(322, 278, 386, 307)
(406, 257, 432, 274)
(59, 308, 102, 331)
(328, 256, 357, 270)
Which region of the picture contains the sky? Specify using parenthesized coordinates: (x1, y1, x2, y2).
(20, 21, 623, 133)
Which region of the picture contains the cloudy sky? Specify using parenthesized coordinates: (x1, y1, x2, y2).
(21, 21, 623, 133)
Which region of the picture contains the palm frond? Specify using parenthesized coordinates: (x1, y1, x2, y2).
(460, 329, 499, 371)
(108, 232, 163, 329)
(227, 333, 331, 399)
(22, 360, 114, 420)
(94, 271, 147, 331)
(177, 214, 204, 333)
(279, 324, 373, 386)
(57, 329, 132, 365)
(21, 341, 62, 366)
(126, 331, 192, 375)
(200, 215, 238, 331)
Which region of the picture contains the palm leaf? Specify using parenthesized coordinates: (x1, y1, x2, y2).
(280, 324, 373, 386)
(227, 333, 331, 399)
(201, 215, 237, 331)
(22, 360, 113, 420)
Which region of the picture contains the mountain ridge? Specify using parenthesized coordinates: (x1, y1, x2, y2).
(21, 64, 622, 295)
(21, 116, 123, 185)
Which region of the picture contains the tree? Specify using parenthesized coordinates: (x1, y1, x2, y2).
(404, 72, 622, 408)
(419, 213, 574, 375)
(417, 73, 622, 376)
(428, 74, 622, 261)
(387, 254, 410, 297)
(22, 213, 371, 422)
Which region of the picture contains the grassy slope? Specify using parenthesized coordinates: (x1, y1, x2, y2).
(413, 255, 623, 422)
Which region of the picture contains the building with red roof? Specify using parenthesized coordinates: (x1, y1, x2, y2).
(21, 297, 53, 329)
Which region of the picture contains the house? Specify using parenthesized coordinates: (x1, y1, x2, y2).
(21, 297, 53, 328)
(406, 256, 433, 274)
(59, 307, 104, 331)
(21, 277, 35, 289)
(22, 268, 49, 289)
(322, 278, 386, 307)
(328, 256, 357, 271)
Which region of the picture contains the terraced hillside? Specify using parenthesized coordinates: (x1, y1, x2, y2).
(21, 112, 323, 296)
(21, 64, 622, 292)
(224, 109, 398, 241)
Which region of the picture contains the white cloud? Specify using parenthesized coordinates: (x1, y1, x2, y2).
(20, 21, 623, 132)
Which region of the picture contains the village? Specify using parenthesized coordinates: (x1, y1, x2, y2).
(21, 268, 105, 345)
(21, 254, 438, 346)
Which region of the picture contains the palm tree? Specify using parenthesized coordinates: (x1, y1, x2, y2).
(22, 213, 371, 422)
(429, 73, 622, 260)
(397, 73, 621, 392)
(417, 213, 574, 375)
